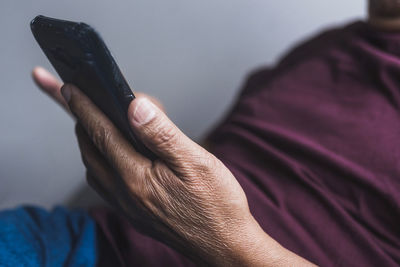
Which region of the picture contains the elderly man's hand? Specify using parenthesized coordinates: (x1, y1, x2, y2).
(62, 83, 267, 266)
(32, 67, 314, 266)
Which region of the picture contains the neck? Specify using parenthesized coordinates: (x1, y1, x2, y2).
(368, 0, 400, 31)
(368, 16, 400, 31)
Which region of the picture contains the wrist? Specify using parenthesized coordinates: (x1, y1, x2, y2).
(216, 216, 315, 267)
(228, 217, 288, 267)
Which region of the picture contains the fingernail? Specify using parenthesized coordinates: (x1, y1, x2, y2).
(61, 86, 71, 102)
(132, 97, 156, 125)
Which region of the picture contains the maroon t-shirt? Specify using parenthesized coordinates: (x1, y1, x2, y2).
(91, 21, 400, 266)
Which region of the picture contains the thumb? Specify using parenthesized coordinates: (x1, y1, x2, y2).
(127, 96, 203, 166)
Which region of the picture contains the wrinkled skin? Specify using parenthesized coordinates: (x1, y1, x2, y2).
(67, 85, 259, 265)
(32, 67, 312, 266)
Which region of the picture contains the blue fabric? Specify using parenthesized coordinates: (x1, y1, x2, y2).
(0, 206, 97, 267)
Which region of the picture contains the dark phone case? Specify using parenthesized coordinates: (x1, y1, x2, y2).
(30, 15, 156, 160)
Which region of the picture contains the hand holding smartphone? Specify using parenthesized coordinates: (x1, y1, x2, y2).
(30, 15, 156, 160)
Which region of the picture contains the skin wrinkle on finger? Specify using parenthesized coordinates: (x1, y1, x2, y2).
(166, 147, 217, 183)
(142, 115, 184, 157)
(76, 124, 154, 222)
(149, 122, 181, 153)
(76, 124, 117, 193)
(71, 89, 157, 210)
(135, 114, 216, 184)
(77, 126, 127, 210)
(64, 84, 151, 178)
(128, 96, 198, 165)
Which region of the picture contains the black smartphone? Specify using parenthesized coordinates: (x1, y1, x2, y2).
(30, 15, 156, 160)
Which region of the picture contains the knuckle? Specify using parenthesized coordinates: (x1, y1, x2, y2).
(126, 169, 158, 209)
(201, 154, 218, 170)
(139, 182, 155, 207)
(151, 122, 179, 150)
(89, 120, 113, 154)
(151, 161, 175, 186)
(188, 152, 219, 179)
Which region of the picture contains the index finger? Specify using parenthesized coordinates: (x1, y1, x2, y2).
(32, 66, 69, 111)
(61, 84, 151, 179)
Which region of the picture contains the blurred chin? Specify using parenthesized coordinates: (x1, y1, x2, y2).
(370, 0, 400, 18)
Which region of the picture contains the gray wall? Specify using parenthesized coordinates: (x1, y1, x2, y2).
(0, 1, 365, 209)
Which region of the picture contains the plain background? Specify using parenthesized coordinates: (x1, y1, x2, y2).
(0, 1, 365, 209)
